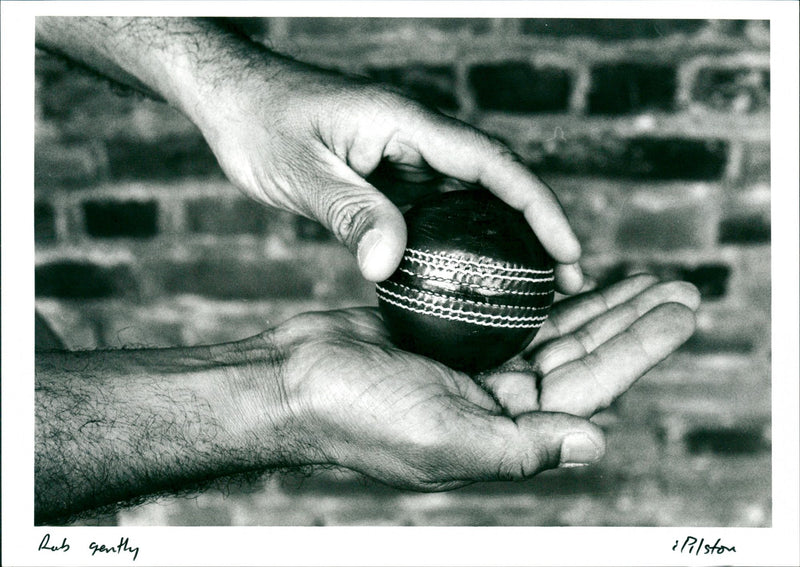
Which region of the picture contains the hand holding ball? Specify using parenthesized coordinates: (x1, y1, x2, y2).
(376, 190, 555, 374)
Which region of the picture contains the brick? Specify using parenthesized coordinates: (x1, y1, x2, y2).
(744, 21, 770, 46)
(35, 300, 100, 348)
(685, 426, 769, 455)
(286, 17, 490, 37)
(366, 65, 458, 111)
(35, 141, 107, 189)
(37, 54, 138, 122)
(691, 67, 769, 113)
(593, 261, 731, 300)
(36, 261, 136, 299)
(683, 328, 757, 354)
(623, 138, 728, 179)
(682, 263, 731, 299)
(83, 200, 159, 238)
(615, 184, 718, 251)
(701, 20, 751, 39)
(682, 308, 763, 354)
(294, 216, 333, 242)
(105, 135, 223, 181)
(520, 19, 705, 40)
(739, 142, 770, 184)
(525, 137, 728, 180)
(158, 259, 317, 299)
(547, 177, 622, 255)
(186, 197, 271, 235)
(719, 213, 770, 244)
(36, 52, 195, 142)
(719, 182, 769, 244)
(35, 311, 65, 350)
(588, 63, 677, 115)
(35, 202, 57, 242)
(469, 63, 572, 112)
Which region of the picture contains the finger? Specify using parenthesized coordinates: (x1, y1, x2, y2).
(392, 112, 581, 266)
(476, 357, 540, 416)
(531, 273, 659, 346)
(481, 371, 540, 416)
(534, 280, 701, 375)
(539, 302, 697, 417)
(304, 153, 407, 282)
(554, 262, 584, 295)
(449, 411, 606, 478)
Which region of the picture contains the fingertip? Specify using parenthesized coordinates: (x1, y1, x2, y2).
(663, 302, 698, 341)
(357, 228, 405, 282)
(480, 371, 540, 416)
(554, 262, 584, 295)
(355, 199, 407, 282)
(512, 412, 606, 471)
(559, 427, 606, 468)
(522, 206, 582, 265)
(675, 281, 702, 311)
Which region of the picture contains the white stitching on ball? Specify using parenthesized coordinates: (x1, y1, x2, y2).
(406, 248, 553, 275)
(383, 280, 551, 311)
(398, 267, 554, 291)
(376, 284, 548, 328)
(376, 289, 546, 329)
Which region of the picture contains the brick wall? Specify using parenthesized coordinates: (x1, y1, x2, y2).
(34, 18, 771, 527)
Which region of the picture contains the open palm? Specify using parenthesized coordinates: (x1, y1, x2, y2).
(271, 274, 699, 490)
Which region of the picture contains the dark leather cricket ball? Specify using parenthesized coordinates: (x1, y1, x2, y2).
(376, 189, 555, 374)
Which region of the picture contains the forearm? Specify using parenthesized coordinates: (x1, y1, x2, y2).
(35, 336, 293, 524)
(34, 17, 294, 122)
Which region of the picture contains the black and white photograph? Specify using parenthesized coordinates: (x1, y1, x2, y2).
(2, 2, 798, 566)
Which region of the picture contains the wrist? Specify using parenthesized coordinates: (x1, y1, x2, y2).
(200, 332, 311, 470)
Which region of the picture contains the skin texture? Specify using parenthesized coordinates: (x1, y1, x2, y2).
(36, 275, 699, 524)
(35, 16, 583, 291)
(34, 17, 701, 524)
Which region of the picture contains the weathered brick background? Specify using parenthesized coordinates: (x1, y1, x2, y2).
(35, 18, 771, 527)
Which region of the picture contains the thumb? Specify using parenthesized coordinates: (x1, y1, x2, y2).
(305, 159, 407, 282)
(465, 412, 606, 478)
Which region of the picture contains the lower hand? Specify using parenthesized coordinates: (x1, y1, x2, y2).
(233, 275, 698, 490)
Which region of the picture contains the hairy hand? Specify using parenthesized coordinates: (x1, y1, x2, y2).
(264, 308, 603, 491)
(239, 275, 697, 491)
(190, 55, 582, 291)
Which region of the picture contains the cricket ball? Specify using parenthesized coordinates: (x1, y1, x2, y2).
(376, 189, 555, 374)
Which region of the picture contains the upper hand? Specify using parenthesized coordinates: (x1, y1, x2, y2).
(191, 58, 583, 292)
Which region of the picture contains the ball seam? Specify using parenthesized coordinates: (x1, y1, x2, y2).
(406, 248, 553, 275)
(381, 280, 551, 312)
(376, 285, 548, 328)
(398, 267, 554, 292)
(403, 257, 554, 284)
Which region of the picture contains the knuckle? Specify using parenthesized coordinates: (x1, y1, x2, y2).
(484, 136, 523, 165)
(323, 191, 376, 248)
(495, 445, 547, 480)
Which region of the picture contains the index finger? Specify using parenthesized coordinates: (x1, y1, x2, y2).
(402, 113, 582, 265)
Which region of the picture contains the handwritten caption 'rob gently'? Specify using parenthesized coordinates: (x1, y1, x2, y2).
(39, 533, 140, 561)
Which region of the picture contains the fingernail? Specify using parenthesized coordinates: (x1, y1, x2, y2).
(559, 432, 601, 468)
(357, 229, 391, 282)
